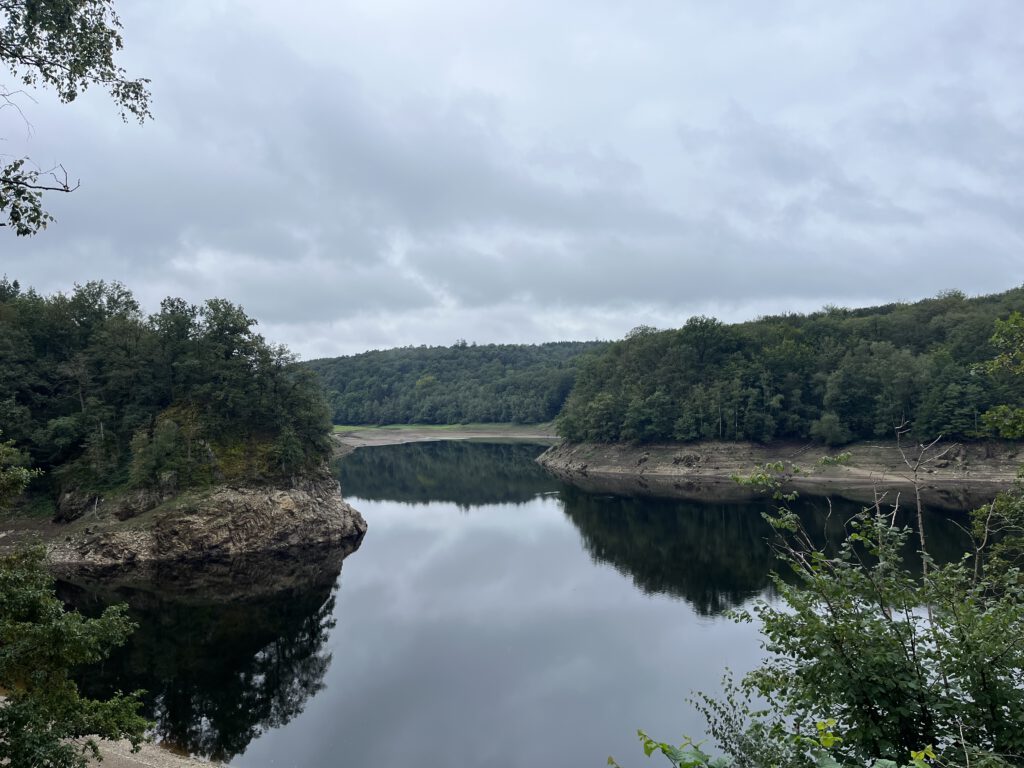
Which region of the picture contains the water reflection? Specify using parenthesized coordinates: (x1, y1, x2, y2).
(561, 487, 779, 614)
(64, 548, 347, 762)
(65, 441, 985, 766)
(562, 487, 971, 616)
(336, 441, 562, 506)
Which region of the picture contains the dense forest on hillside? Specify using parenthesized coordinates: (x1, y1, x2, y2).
(557, 288, 1024, 445)
(0, 278, 331, 506)
(306, 341, 606, 425)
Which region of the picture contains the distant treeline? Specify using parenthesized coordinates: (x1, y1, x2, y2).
(0, 279, 331, 501)
(557, 288, 1024, 445)
(306, 341, 607, 425)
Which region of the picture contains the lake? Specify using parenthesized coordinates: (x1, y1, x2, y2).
(69, 441, 971, 768)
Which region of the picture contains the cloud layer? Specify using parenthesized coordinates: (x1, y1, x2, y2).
(3, 0, 1022, 357)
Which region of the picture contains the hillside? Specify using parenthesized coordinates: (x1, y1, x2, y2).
(0, 278, 333, 515)
(306, 341, 607, 425)
(556, 287, 1024, 445)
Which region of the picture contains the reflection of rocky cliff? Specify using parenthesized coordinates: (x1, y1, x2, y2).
(561, 487, 970, 616)
(337, 441, 563, 506)
(61, 543, 352, 762)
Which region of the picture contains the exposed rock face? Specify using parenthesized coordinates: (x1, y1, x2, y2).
(46, 468, 367, 584)
(539, 440, 1023, 510)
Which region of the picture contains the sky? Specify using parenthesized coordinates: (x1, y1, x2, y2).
(2, 0, 1023, 359)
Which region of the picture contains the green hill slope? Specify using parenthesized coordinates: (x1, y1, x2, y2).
(306, 341, 607, 425)
(556, 287, 1024, 444)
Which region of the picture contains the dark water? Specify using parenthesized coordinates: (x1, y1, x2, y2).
(70, 441, 972, 768)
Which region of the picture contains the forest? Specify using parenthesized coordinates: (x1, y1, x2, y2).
(0, 278, 331, 506)
(306, 341, 606, 425)
(556, 287, 1024, 445)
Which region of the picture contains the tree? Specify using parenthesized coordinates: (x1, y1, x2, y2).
(981, 311, 1024, 439)
(0, 548, 150, 767)
(0, 428, 37, 505)
(1, 0, 150, 234)
(0, 438, 150, 766)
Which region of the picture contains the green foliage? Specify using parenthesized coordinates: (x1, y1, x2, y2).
(556, 288, 1024, 444)
(1, 0, 150, 234)
(306, 340, 606, 426)
(810, 413, 853, 447)
(0, 428, 39, 506)
(972, 474, 1024, 577)
(818, 452, 852, 467)
(616, 302, 1024, 768)
(620, 467, 1024, 768)
(0, 547, 149, 767)
(607, 730, 728, 768)
(0, 279, 332, 503)
(980, 312, 1024, 438)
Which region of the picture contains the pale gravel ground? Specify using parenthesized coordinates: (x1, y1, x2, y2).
(88, 740, 222, 767)
(331, 423, 558, 455)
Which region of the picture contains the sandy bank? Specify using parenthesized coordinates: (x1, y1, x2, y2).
(332, 423, 558, 456)
(539, 440, 1023, 510)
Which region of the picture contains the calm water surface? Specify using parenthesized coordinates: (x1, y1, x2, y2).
(71, 441, 970, 768)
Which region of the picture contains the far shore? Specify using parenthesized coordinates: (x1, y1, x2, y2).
(331, 422, 559, 456)
(538, 439, 1023, 511)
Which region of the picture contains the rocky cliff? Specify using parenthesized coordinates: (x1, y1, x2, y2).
(45, 468, 366, 585)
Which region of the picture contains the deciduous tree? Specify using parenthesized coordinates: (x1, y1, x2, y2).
(1, 0, 150, 234)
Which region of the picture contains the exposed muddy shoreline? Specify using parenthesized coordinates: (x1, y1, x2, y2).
(331, 423, 558, 457)
(539, 440, 1023, 510)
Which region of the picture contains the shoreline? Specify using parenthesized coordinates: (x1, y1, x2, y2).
(539, 440, 1023, 510)
(2, 472, 367, 594)
(331, 423, 558, 456)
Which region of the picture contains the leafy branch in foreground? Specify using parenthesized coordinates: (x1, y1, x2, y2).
(1, 444, 149, 765)
(1, 0, 151, 234)
(0, 547, 151, 767)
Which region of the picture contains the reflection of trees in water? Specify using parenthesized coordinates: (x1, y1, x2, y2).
(561, 487, 971, 617)
(65, 579, 338, 762)
(561, 487, 777, 615)
(337, 441, 563, 506)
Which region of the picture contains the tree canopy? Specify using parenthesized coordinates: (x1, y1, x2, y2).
(557, 287, 1024, 445)
(0, 278, 331, 509)
(306, 340, 606, 425)
(1, 0, 149, 234)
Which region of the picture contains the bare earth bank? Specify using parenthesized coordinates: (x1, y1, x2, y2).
(331, 423, 558, 457)
(539, 440, 1023, 510)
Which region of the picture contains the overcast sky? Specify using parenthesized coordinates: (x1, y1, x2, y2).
(3, 0, 1023, 358)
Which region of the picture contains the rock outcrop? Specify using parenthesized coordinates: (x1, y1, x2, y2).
(46, 468, 367, 585)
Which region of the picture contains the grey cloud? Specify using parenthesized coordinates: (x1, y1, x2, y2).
(4, 0, 1024, 358)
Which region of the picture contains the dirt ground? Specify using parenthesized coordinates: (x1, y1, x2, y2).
(84, 739, 219, 768)
(331, 423, 558, 456)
